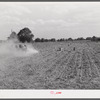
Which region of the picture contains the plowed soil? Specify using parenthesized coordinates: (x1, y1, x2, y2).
(0, 41, 100, 89)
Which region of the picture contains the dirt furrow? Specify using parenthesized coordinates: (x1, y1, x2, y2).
(79, 49, 92, 83)
(43, 51, 78, 89)
(44, 50, 74, 79)
(86, 49, 100, 79)
(59, 51, 77, 80)
(87, 47, 100, 76)
(74, 51, 82, 83)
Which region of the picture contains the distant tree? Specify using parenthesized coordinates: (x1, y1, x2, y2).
(17, 27, 34, 43)
(68, 38, 73, 41)
(8, 31, 18, 40)
(97, 37, 100, 41)
(86, 37, 92, 40)
(41, 38, 46, 42)
(91, 36, 97, 41)
(44, 39, 49, 42)
(50, 38, 56, 42)
(35, 38, 50, 42)
(76, 37, 84, 40)
(34, 38, 41, 42)
(57, 39, 59, 42)
(57, 38, 65, 42)
(65, 39, 68, 41)
(61, 38, 65, 41)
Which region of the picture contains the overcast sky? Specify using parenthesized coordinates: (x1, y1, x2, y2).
(0, 2, 100, 40)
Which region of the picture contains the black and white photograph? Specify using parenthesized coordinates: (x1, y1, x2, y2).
(0, 2, 100, 90)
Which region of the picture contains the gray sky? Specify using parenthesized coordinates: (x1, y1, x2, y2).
(0, 2, 100, 40)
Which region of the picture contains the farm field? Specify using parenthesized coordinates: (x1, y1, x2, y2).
(0, 41, 100, 89)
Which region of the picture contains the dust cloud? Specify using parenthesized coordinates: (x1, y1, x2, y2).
(0, 40, 39, 57)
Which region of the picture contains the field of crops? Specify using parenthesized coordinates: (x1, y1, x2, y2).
(0, 41, 100, 89)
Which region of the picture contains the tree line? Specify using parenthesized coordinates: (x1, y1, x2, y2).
(34, 36, 100, 42)
(8, 27, 100, 43)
